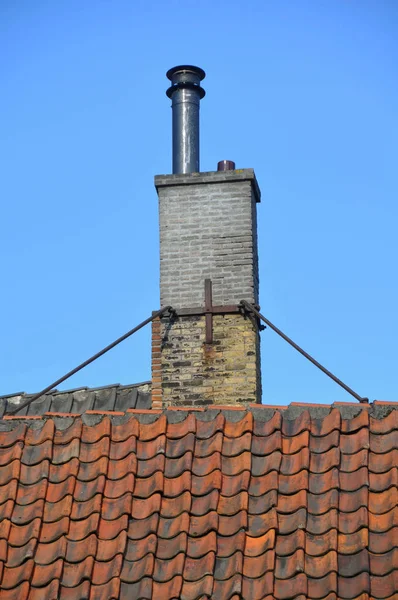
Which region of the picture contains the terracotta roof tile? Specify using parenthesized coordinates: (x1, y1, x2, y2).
(0, 404, 397, 597)
(242, 571, 273, 599)
(40, 515, 69, 542)
(68, 513, 99, 541)
(66, 534, 97, 563)
(155, 577, 187, 599)
(61, 555, 93, 587)
(157, 531, 187, 559)
(0, 460, 20, 486)
(59, 581, 90, 599)
(308, 572, 337, 598)
(157, 512, 188, 538)
(94, 524, 121, 559)
(370, 448, 398, 473)
(6, 537, 37, 566)
(310, 428, 339, 453)
(35, 536, 66, 564)
(338, 571, 370, 597)
(306, 529, 337, 556)
(90, 577, 120, 600)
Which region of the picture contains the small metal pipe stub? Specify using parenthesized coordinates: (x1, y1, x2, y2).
(166, 65, 206, 175)
(217, 160, 236, 171)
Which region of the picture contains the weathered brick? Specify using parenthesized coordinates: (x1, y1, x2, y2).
(154, 169, 262, 407)
(156, 170, 260, 309)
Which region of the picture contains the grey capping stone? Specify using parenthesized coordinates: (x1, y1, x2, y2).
(155, 169, 261, 203)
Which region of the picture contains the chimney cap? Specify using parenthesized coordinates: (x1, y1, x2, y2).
(166, 65, 206, 81)
(166, 65, 206, 99)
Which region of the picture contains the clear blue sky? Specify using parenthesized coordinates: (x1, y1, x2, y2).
(1, 1, 397, 404)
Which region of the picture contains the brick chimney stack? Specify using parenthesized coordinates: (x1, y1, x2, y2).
(151, 67, 262, 409)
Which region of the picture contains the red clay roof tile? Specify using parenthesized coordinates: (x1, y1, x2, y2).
(32, 558, 63, 588)
(78, 456, 108, 481)
(341, 408, 369, 433)
(309, 467, 339, 494)
(92, 554, 123, 585)
(68, 513, 99, 541)
(338, 528, 368, 554)
(191, 469, 222, 496)
(66, 534, 97, 563)
(340, 448, 368, 473)
(29, 580, 59, 600)
(35, 536, 66, 565)
(120, 553, 154, 583)
(306, 528, 337, 556)
(160, 490, 191, 518)
(370, 409, 398, 433)
(308, 572, 337, 598)
(6, 537, 37, 566)
(156, 531, 187, 560)
(216, 530, 245, 558)
(252, 429, 282, 455)
(97, 513, 127, 540)
(371, 572, 398, 599)
(59, 580, 90, 599)
(166, 412, 196, 438)
(46, 475, 75, 503)
(274, 572, 308, 599)
(90, 576, 120, 600)
(310, 429, 339, 453)
(248, 507, 278, 536)
(166, 431, 196, 457)
(253, 450, 282, 476)
(61, 555, 93, 587)
(213, 573, 242, 598)
(275, 548, 304, 579)
(242, 571, 273, 599)
(369, 527, 398, 554)
(307, 508, 337, 534)
(0, 443, 23, 466)
(275, 529, 305, 556)
(43, 495, 72, 522)
(157, 512, 189, 539)
(338, 571, 370, 597)
(40, 515, 69, 542)
(370, 448, 398, 473)
(48, 457, 78, 483)
(110, 436, 137, 461)
(308, 489, 339, 515)
(137, 435, 166, 460)
(152, 575, 183, 598)
(0, 581, 29, 599)
(221, 470, 250, 497)
(180, 575, 213, 599)
(11, 498, 43, 524)
(125, 533, 156, 562)
(0, 460, 21, 486)
(187, 530, 216, 558)
(310, 408, 341, 436)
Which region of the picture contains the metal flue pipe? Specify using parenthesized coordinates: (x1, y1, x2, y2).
(166, 65, 206, 174)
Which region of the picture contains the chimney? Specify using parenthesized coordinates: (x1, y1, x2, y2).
(152, 66, 262, 409)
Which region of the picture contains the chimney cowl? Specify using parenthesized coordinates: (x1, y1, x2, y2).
(166, 65, 206, 98)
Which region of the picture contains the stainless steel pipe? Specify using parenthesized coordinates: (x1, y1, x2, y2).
(166, 65, 206, 174)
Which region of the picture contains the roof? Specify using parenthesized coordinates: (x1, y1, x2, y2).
(0, 401, 397, 599)
(0, 382, 151, 417)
